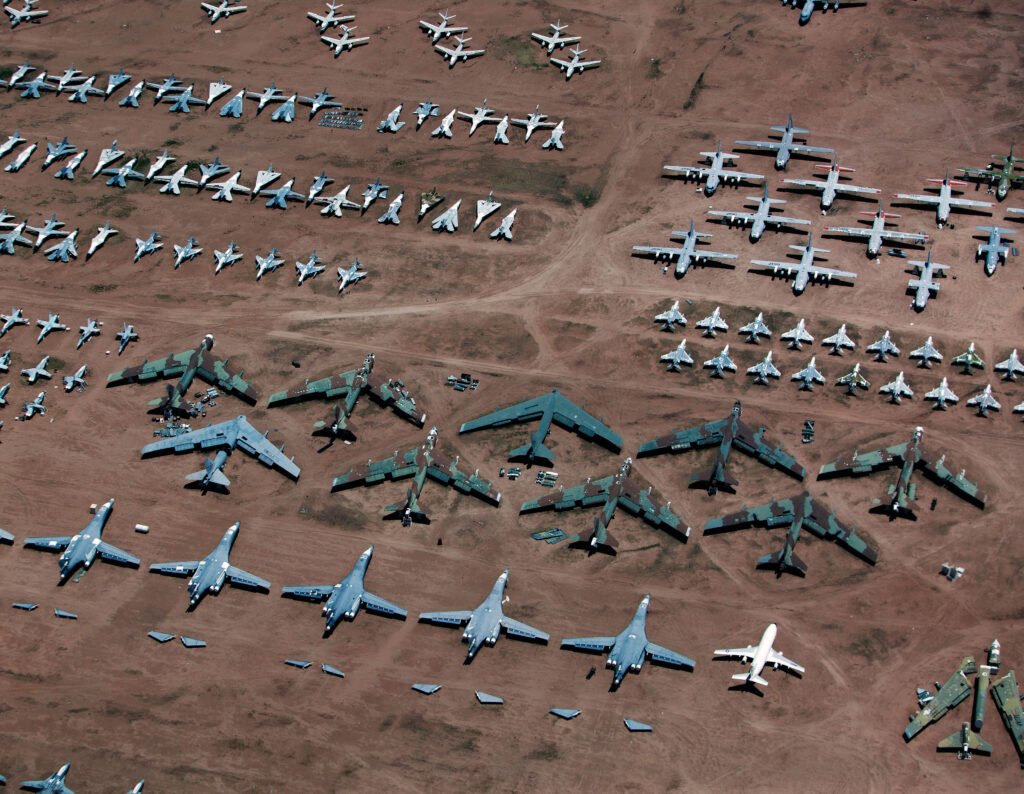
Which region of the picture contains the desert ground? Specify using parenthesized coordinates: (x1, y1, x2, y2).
(1, 0, 1023, 791)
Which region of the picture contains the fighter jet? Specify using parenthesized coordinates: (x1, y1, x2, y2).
(150, 521, 269, 609)
(133, 230, 162, 263)
(489, 114, 507, 144)
(904, 656, 978, 741)
(6, 60, 35, 90)
(54, 149, 87, 180)
(24, 499, 139, 584)
(1, 348, 11, 372)
(654, 300, 686, 331)
(378, 192, 404, 225)
(306, 170, 333, 205)
(750, 235, 857, 294)
(967, 385, 1001, 416)
(308, 1, 354, 31)
(952, 342, 985, 374)
(561, 594, 695, 689)
(272, 93, 298, 122)
(218, 88, 245, 117)
(736, 114, 835, 170)
(251, 163, 281, 196)
(550, 45, 602, 80)
(414, 98, 439, 128)
(866, 331, 900, 361)
(746, 351, 781, 385)
(522, 458, 689, 554)
(782, 157, 880, 213)
(160, 82, 206, 113)
(792, 356, 825, 390)
(435, 34, 486, 68)
(298, 87, 341, 119)
(197, 156, 229, 189)
(780, 318, 814, 349)
(15, 72, 55, 99)
(974, 225, 1015, 275)
(542, 120, 566, 151)
(42, 136, 77, 169)
(262, 178, 305, 210)
(786, 0, 866, 24)
(632, 220, 737, 277)
(5, 0, 47, 28)
(321, 26, 369, 55)
(822, 323, 855, 355)
(715, 623, 805, 687)
(419, 569, 548, 662)
(924, 377, 959, 410)
(879, 371, 913, 404)
(460, 388, 621, 465)
(103, 157, 146, 188)
(708, 185, 811, 243)
(490, 208, 517, 240)
(247, 83, 286, 114)
(961, 144, 1024, 201)
(102, 66, 130, 95)
(332, 426, 500, 524)
(819, 426, 986, 516)
(173, 236, 203, 268)
(361, 177, 388, 212)
(62, 364, 87, 393)
(420, 9, 468, 43)
(511, 105, 556, 142)
(156, 164, 198, 195)
(84, 223, 116, 262)
(431, 108, 456, 138)
(704, 345, 736, 377)
(907, 250, 949, 311)
(36, 313, 68, 344)
(0, 307, 21, 336)
(21, 389, 45, 418)
(0, 130, 26, 159)
(317, 184, 360, 217)
(637, 401, 805, 494)
(705, 491, 876, 575)
(255, 248, 284, 280)
(91, 139, 124, 176)
(19, 763, 76, 793)
(431, 199, 461, 233)
(201, 0, 247, 23)
(825, 203, 929, 257)
(75, 319, 102, 350)
(459, 99, 499, 136)
(21, 355, 51, 383)
(531, 20, 581, 54)
(910, 337, 942, 368)
(0, 381, 8, 405)
(27, 214, 67, 250)
(208, 171, 250, 202)
(268, 352, 425, 440)
(995, 349, 1024, 380)
(119, 80, 145, 108)
(295, 253, 325, 285)
(45, 230, 78, 262)
(205, 78, 232, 106)
(474, 191, 501, 230)
(739, 312, 771, 343)
(664, 141, 764, 196)
(107, 333, 258, 418)
(696, 306, 729, 337)
(282, 545, 407, 635)
(337, 259, 367, 293)
(5, 141, 36, 171)
(660, 340, 693, 370)
(0, 221, 32, 253)
(896, 169, 994, 228)
(213, 241, 242, 274)
(115, 323, 138, 355)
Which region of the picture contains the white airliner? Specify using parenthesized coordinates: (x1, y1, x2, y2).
(714, 623, 804, 687)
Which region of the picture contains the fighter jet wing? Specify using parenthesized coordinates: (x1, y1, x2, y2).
(916, 446, 987, 506)
(501, 616, 550, 642)
(225, 565, 270, 590)
(280, 585, 333, 601)
(267, 368, 360, 405)
(96, 542, 140, 567)
(361, 592, 408, 618)
(419, 610, 473, 626)
(560, 636, 617, 652)
(425, 449, 502, 504)
(331, 447, 419, 489)
(22, 536, 73, 551)
(149, 560, 201, 575)
(818, 442, 909, 476)
(636, 418, 727, 455)
(645, 642, 696, 669)
(766, 649, 806, 673)
(731, 421, 806, 479)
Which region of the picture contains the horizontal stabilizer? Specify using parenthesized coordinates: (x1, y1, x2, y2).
(757, 548, 808, 575)
(510, 440, 555, 463)
(733, 672, 769, 687)
(186, 465, 230, 488)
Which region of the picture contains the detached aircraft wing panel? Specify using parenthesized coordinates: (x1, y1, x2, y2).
(194, 348, 257, 403)
(149, 560, 201, 575)
(819, 443, 906, 476)
(706, 497, 796, 531)
(501, 616, 549, 642)
(22, 536, 73, 551)
(615, 478, 684, 531)
(267, 369, 358, 405)
(142, 423, 227, 455)
(96, 542, 140, 567)
(333, 451, 415, 489)
(521, 476, 612, 513)
(638, 418, 727, 455)
(361, 592, 407, 618)
(281, 585, 333, 601)
(419, 610, 473, 626)
(225, 565, 270, 590)
(561, 635, 617, 652)
(646, 642, 695, 669)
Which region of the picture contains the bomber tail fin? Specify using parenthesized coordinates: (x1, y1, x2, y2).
(510, 439, 555, 464)
(757, 547, 808, 576)
(186, 460, 230, 490)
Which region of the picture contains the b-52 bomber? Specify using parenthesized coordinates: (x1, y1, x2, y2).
(708, 185, 811, 242)
(637, 401, 805, 494)
(140, 414, 300, 493)
(419, 569, 549, 662)
(282, 545, 406, 636)
(785, 0, 866, 25)
(268, 352, 424, 441)
(561, 594, 695, 690)
(818, 426, 986, 518)
(459, 389, 622, 465)
(663, 142, 764, 196)
(520, 458, 689, 555)
(782, 157, 880, 212)
(23, 498, 140, 584)
(632, 219, 737, 277)
(749, 235, 857, 294)
(960, 144, 1024, 201)
(825, 203, 929, 258)
(704, 492, 877, 575)
(331, 426, 500, 525)
(734, 115, 834, 170)
(107, 333, 258, 417)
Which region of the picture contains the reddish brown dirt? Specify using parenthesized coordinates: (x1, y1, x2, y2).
(1, 0, 1023, 791)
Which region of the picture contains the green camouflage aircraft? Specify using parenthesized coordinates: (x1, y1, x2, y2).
(992, 670, 1024, 764)
(519, 458, 689, 555)
(818, 426, 987, 519)
(268, 352, 425, 440)
(106, 333, 257, 417)
(904, 656, 977, 741)
(937, 721, 992, 759)
(703, 491, 876, 576)
(960, 145, 1024, 201)
(951, 342, 985, 374)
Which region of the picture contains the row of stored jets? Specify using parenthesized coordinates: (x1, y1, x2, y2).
(530, 21, 602, 80)
(378, 99, 566, 150)
(0, 308, 134, 351)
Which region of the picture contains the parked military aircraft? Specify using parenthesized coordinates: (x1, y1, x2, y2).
(156, 165, 198, 195)
(172, 236, 203, 268)
(252, 165, 282, 196)
(0, 348, 9, 371)
(826, 203, 928, 257)
(632, 220, 737, 277)
(782, 157, 880, 212)
(22, 389, 45, 418)
(714, 623, 804, 687)
(201, 1, 247, 23)
(21, 355, 51, 383)
(163, 83, 207, 113)
(4, 141, 35, 171)
(208, 171, 250, 202)
(697, 306, 729, 337)
(747, 351, 781, 384)
(561, 594, 695, 689)
(435, 34, 485, 68)
(378, 193, 404, 224)
(0, 130, 25, 158)
(28, 213, 68, 250)
(54, 149, 87, 180)
(419, 569, 548, 662)
(150, 521, 269, 609)
(104, 67, 132, 96)
(459, 99, 499, 136)
(92, 139, 125, 176)
(822, 323, 855, 354)
(735, 115, 833, 169)
(460, 388, 621, 464)
(24, 499, 139, 584)
(419, 9, 467, 42)
(924, 377, 959, 410)
(750, 235, 857, 294)
(107, 333, 258, 417)
(1, 306, 28, 337)
(867, 331, 900, 361)
(205, 78, 231, 106)
(337, 259, 367, 293)
(101, 157, 146, 189)
(490, 208, 517, 240)
(705, 491, 876, 575)
(792, 356, 825, 390)
(15, 72, 55, 99)
(75, 318, 102, 349)
(19, 763, 75, 793)
(896, 170, 994, 228)
(317, 185, 360, 217)
(247, 83, 286, 114)
(62, 364, 86, 393)
(282, 545, 406, 635)
(0, 382, 7, 406)
(218, 89, 245, 117)
(115, 323, 138, 355)
(322, 26, 369, 55)
(664, 142, 764, 196)
(299, 87, 341, 119)
(708, 185, 811, 242)
(213, 241, 242, 274)
(550, 45, 602, 80)
(531, 19, 581, 53)
(542, 120, 565, 150)
(879, 371, 913, 404)
(953, 342, 985, 374)
(974, 225, 1015, 275)
(5, 0, 47, 28)
(431, 108, 456, 138)
(785, 0, 866, 25)
(255, 248, 284, 280)
(35, 313, 67, 343)
(306, 171, 333, 205)
(295, 253, 325, 285)
(967, 384, 1001, 416)
(431, 199, 461, 232)
(0, 221, 32, 253)
(474, 192, 501, 230)
(133, 230, 162, 263)
(904, 656, 977, 741)
(910, 337, 942, 367)
(960, 145, 1024, 201)
(308, 2, 354, 31)
(836, 362, 870, 394)
(262, 178, 305, 210)
(660, 340, 693, 370)
(637, 401, 804, 494)
(907, 250, 949, 311)
(511, 105, 556, 141)
(414, 98, 439, 128)
(739, 312, 772, 342)
(42, 136, 76, 169)
(119, 80, 145, 107)
(704, 345, 736, 377)
(780, 318, 814, 349)
(45, 230, 78, 262)
(361, 177, 388, 212)
(6, 62, 34, 89)
(654, 300, 686, 331)
(995, 349, 1024, 380)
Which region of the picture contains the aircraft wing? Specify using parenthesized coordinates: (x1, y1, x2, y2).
(916, 445, 987, 506)
(790, 144, 834, 155)
(233, 418, 301, 479)
(636, 418, 727, 456)
(280, 585, 333, 601)
(734, 140, 782, 151)
(501, 616, 550, 642)
(809, 263, 857, 279)
(226, 565, 270, 590)
(267, 367, 360, 405)
(646, 642, 696, 669)
(825, 225, 872, 238)
(663, 165, 711, 178)
(803, 497, 878, 563)
(531, 32, 555, 47)
(727, 170, 767, 181)
(364, 372, 425, 424)
(948, 196, 994, 209)
(20, 783, 73, 794)
(149, 560, 201, 576)
(142, 422, 233, 455)
(435, 44, 458, 57)
(704, 497, 797, 532)
(731, 421, 806, 479)
(22, 536, 73, 551)
(560, 636, 617, 652)
(615, 477, 687, 532)
(713, 644, 759, 659)
(419, 610, 473, 626)
(107, 348, 196, 386)
(818, 442, 909, 476)
(782, 179, 825, 190)
(883, 230, 927, 242)
(361, 592, 408, 618)
(331, 447, 418, 490)
(425, 449, 502, 504)
(708, 210, 754, 224)
(549, 56, 573, 69)
(520, 475, 615, 513)
(96, 542, 140, 567)
(895, 192, 939, 204)
(835, 184, 879, 195)
(766, 649, 805, 674)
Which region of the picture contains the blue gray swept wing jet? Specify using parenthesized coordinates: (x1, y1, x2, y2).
(20, 762, 74, 793)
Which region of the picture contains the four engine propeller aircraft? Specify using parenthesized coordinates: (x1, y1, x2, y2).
(895, 169, 994, 228)
(784, 0, 867, 25)
(520, 458, 690, 555)
(782, 157, 880, 212)
(632, 219, 737, 277)
(714, 623, 805, 687)
(734, 115, 834, 169)
(749, 234, 857, 294)
(664, 141, 764, 196)
(825, 202, 928, 257)
(974, 225, 1015, 276)
(708, 185, 811, 242)
(960, 144, 1024, 201)
(907, 249, 949, 311)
